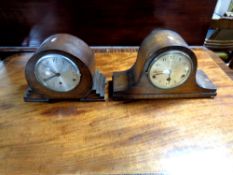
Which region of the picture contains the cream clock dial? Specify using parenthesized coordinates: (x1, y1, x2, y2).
(148, 50, 192, 89)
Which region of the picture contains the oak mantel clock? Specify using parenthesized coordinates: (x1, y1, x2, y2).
(111, 29, 217, 99)
(24, 34, 105, 102)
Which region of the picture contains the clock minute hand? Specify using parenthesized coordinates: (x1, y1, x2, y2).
(49, 69, 58, 75)
(43, 73, 60, 82)
(166, 70, 172, 82)
(153, 73, 163, 76)
(153, 70, 170, 76)
(152, 71, 164, 76)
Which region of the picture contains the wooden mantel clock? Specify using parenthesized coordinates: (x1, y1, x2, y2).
(24, 34, 105, 102)
(111, 29, 217, 99)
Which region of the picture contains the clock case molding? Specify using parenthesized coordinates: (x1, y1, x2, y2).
(110, 29, 217, 100)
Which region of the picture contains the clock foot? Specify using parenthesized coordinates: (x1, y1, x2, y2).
(24, 71, 106, 102)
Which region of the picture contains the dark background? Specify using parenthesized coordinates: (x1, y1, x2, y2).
(0, 0, 217, 46)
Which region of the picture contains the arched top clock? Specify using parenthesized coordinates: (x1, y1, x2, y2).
(111, 29, 217, 99)
(24, 34, 106, 102)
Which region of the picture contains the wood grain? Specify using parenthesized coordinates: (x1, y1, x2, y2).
(0, 48, 233, 175)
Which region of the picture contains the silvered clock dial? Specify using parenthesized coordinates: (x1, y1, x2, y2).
(34, 54, 81, 92)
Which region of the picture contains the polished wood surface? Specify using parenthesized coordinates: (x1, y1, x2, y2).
(0, 48, 233, 175)
(0, 0, 216, 46)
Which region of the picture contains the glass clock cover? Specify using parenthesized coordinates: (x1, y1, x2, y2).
(34, 54, 81, 92)
(148, 50, 192, 89)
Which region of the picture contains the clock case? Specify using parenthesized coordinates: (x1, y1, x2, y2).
(110, 29, 217, 99)
(24, 34, 105, 102)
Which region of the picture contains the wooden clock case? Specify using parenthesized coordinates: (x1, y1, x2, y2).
(110, 29, 217, 100)
(24, 34, 106, 102)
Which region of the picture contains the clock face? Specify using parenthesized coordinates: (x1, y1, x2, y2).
(34, 53, 81, 92)
(148, 50, 192, 89)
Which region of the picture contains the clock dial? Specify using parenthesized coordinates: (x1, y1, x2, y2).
(34, 54, 81, 92)
(148, 50, 192, 89)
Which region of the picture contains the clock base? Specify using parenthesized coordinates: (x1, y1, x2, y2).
(110, 70, 217, 100)
(24, 71, 106, 102)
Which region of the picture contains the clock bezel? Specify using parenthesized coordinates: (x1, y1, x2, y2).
(25, 50, 93, 99)
(34, 53, 82, 93)
(147, 50, 194, 90)
(144, 46, 198, 90)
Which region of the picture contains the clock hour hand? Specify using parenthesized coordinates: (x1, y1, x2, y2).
(43, 73, 60, 82)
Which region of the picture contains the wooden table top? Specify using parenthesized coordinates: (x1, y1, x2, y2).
(0, 47, 233, 175)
